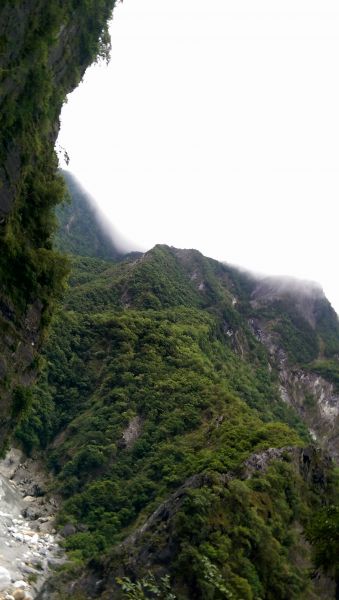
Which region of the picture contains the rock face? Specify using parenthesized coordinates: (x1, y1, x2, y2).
(121, 416, 143, 449)
(279, 368, 339, 458)
(248, 311, 339, 459)
(0, 449, 62, 599)
(0, 2, 112, 218)
(0, 0, 117, 445)
(0, 300, 42, 449)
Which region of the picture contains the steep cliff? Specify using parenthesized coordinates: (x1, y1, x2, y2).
(246, 276, 339, 459)
(0, 1, 117, 444)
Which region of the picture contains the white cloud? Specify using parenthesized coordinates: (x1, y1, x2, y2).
(58, 0, 339, 313)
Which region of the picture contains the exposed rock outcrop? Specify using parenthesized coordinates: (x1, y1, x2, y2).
(121, 416, 143, 449)
(249, 315, 339, 459)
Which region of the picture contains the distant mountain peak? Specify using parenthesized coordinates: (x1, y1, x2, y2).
(54, 171, 122, 260)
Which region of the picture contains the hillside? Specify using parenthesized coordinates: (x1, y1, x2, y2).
(54, 171, 122, 260)
(12, 218, 339, 599)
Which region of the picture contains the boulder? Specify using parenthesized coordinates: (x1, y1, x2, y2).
(13, 591, 25, 600)
(61, 523, 76, 538)
(12, 582, 27, 590)
(21, 506, 41, 520)
(0, 566, 11, 591)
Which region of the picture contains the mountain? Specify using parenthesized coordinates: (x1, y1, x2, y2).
(1, 4, 339, 598)
(13, 203, 339, 598)
(55, 171, 122, 261)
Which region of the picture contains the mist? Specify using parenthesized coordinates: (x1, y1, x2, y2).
(61, 170, 133, 256)
(57, 0, 339, 314)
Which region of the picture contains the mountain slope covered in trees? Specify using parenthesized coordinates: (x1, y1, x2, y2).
(13, 188, 339, 599)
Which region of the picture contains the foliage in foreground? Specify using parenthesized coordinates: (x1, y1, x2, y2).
(116, 574, 176, 600)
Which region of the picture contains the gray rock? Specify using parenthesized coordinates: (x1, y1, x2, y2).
(0, 566, 11, 591)
(61, 523, 76, 538)
(21, 507, 41, 521)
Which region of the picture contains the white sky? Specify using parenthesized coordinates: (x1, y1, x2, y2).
(58, 0, 339, 313)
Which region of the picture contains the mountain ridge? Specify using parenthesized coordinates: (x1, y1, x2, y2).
(12, 188, 339, 599)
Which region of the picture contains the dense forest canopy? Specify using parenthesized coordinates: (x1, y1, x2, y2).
(12, 180, 339, 599)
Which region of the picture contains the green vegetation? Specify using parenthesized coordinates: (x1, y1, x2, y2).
(169, 462, 323, 599)
(0, 0, 117, 316)
(15, 243, 339, 598)
(314, 299, 339, 357)
(105, 454, 339, 600)
(309, 360, 339, 392)
(274, 312, 319, 363)
(257, 300, 320, 364)
(0, 0, 118, 445)
(4, 1, 339, 597)
(117, 574, 176, 600)
(243, 290, 339, 367)
(307, 502, 339, 585)
(17, 291, 305, 547)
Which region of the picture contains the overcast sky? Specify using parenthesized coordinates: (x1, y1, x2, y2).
(58, 0, 339, 313)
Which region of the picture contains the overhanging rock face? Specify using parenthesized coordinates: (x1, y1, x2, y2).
(0, 1, 116, 445)
(0, 1, 114, 216)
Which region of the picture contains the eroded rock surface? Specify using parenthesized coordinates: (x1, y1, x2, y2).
(248, 317, 339, 459)
(0, 449, 63, 599)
